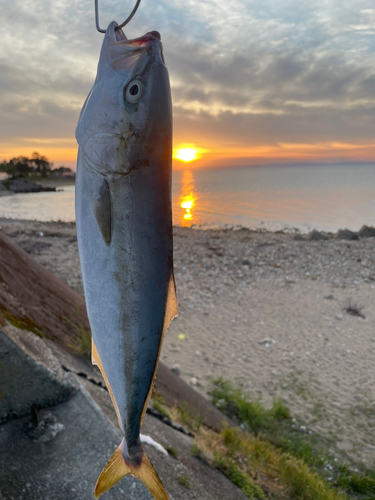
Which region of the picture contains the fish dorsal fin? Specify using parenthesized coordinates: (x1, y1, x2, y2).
(91, 180, 112, 246)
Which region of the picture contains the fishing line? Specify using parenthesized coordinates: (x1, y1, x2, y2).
(95, 0, 142, 33)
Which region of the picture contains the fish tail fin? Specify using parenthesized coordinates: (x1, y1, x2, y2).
(95, 442, 169, 500)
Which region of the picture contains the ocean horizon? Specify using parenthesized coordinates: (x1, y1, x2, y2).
(0, 163, 374, 233)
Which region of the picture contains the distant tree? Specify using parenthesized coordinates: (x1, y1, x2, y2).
(0, 153, 53, 178)
(52, 166, 72, 174)
(0, 156, 33, 177)
(31, 152, 52, 177)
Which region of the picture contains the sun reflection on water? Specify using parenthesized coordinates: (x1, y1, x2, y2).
(179, 170, 197, 226)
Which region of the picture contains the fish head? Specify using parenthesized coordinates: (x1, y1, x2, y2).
(76, 21, 172, 176)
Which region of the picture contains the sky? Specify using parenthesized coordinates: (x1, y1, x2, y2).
(0, 0, 374, 170)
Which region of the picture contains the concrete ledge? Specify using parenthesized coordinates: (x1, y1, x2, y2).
(0, 385, 152, 500)
(0, 328, 76, 423)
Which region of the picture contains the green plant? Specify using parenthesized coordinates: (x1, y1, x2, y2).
(213, 453, 265, 499)
(152, 396, 171, 420)
(177, 402, 203, 431)
(64, 317, 91, 358)
(208, 378, 375, 500)
(165, 445, 178, 459)
(191, 443, 204, 459)
(210, 377, 291, 434)
(177, 474, 190, 488)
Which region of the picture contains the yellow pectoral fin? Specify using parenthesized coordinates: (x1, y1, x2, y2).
(92, 339, 122, 430)
(95, 444, 169, 500)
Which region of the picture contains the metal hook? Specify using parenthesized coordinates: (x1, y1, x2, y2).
(95, 0, 142, 33)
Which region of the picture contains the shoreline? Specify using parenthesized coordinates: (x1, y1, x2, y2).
(0, 178, 75, 197)
(1, 219, 375, 468)
(0, 215, 372, 238)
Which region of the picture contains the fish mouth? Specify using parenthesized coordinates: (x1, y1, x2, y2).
(108, 21, 161, 47)
(105, 22, 164, 69)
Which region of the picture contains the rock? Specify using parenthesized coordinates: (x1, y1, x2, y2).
(0, 329, 76, 423)
(18, 239, 52, 255)
(308, 230, 328, 241)
(335, 314, 343, 321)
(171, 364, 181, 375)
(7, 178, 56, 193)
(190, 377, 198, 386)
(335, 229, 358, 240)
(259, 338, 277, 346)
(358, 225, 375, 238)
(241, 259, 251, 267)
(324, 294, 335, 300)
(294, 234, 305, 241)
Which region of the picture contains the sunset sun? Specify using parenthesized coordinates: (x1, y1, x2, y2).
(173, 147, 199, 162)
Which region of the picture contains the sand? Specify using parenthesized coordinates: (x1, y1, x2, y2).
(2, 218, 375, 468)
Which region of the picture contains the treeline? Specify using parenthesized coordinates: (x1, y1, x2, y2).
(0, 152, 72, 178)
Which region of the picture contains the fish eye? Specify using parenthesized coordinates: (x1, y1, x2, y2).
(124, 80, 143, 103)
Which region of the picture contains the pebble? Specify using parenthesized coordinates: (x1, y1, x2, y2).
(335, 314, 343, 321)
(259, 338, 277, 346)
(190, 377, 198, 386)
(171, 364, 181, 375)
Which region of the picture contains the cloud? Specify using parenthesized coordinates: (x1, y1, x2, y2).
(0, 0, 374, 165)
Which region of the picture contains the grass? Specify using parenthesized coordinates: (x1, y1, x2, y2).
(336, 466, 375, 496)
(177, 474, 190, 488)
(205, 378, 375, 499)
(197, 426, 346, 500)
(191, 443, 205, 460)
(64, 317, 91, 358)
(214, 453, 265, 499)
(177, 402, 203, 431)
(210, 377, 291, 434)
(0, 304, 42, 337)
(165, 445, 178, 459)
(152, 395, 171, 420)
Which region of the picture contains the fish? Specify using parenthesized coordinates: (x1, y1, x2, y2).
(75, 21, 177, 500)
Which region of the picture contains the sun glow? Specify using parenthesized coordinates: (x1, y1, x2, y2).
(174, 147, 199, 162)
(179, 170, 197, 226)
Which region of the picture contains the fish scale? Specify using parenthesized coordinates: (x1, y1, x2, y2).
(75, 21, 177, 499)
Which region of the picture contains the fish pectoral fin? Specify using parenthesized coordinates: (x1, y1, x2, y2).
(91, 179, 112, 246)
(95, 443, 170, 500)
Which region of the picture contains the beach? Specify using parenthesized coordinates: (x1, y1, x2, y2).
(2, 218, 375, 468)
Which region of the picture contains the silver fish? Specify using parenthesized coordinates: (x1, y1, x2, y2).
(75, 21, 177, 499)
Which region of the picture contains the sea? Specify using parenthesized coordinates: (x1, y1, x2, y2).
(1, 163, 374, 234)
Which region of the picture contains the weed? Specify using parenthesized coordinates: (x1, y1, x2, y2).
(165, 445, 178, 459)
(201, 426, 348, 500)
(210, 377, 290, 434)
(337, 469, 375, 495)
(177, 474, 190, 488)
(208, 379, 375, 500)
(213, 453, 265, 499)
(152, 396, 171, 420)
(177, 402, 203, 431)
(0, 305, 42, 337)
(64, 317, 91, 358)
(343, 299, 365, 318)
(191, 443, 204, 459)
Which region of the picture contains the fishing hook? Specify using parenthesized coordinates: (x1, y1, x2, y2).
(95, 0, 141, 33)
